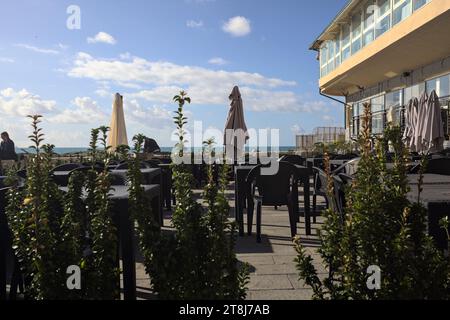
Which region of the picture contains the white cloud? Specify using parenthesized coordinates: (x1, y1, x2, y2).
(57, 43, 69, 50)
(65, 52, 336, 113)
(125, 99, 173, 127)
(119, 52, 133, 60)
(95, 88, 111, 97)
(87, 32, 117, 45)
(208, 57, 228, 65)
(14, 44, 59, 55)
(222, 16, 251, 37)
(49, 97, 107, 124)
(68, 52, 295, 89)
(0, 88, 56, 117)
(0, 57, 14, 63)
(321, 114, 336, 124)
(291, 124, 305, 135)
(186, 20, 204, 28)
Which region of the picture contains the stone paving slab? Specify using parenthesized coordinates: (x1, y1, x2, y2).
(131, 185, 328, 301)
(247, 289, 314, 300)
(247, 275, 294, 290)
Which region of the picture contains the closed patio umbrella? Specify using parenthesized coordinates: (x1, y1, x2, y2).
(414, 92, 429, 154)
(403, 98, 419, 152)
(224, 86, 249, 162)
(421, 90, 444, 153)
(108, 93, 128, 152)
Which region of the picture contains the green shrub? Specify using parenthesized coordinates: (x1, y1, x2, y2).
(295, 103, 450, 300)
(6, 116, 119, 300)
(128, 91, 249, 300)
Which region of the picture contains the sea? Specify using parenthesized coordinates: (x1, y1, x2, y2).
(16, 146, 296, 155)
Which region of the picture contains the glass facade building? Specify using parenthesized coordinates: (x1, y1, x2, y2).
(349, 72, 450, 139)
(320, 0, 432, 78)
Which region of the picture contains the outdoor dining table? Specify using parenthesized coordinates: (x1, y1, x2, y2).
(59, 184, 161, 300)
(407, 183, 450, 251)
(111, 168, 164, 225)
(110, 168, 162, 185)
(51, 170, 73, 186)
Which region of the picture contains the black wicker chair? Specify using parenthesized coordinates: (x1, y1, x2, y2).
(312, 167, 329, 224)
(51, 163, 82, 172)
(115, 162, 149, 170)
(246, 162, 299, 243)
(279, 155, 306, 166)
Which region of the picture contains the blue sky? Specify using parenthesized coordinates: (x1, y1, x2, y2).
(0, 0, 347, 147)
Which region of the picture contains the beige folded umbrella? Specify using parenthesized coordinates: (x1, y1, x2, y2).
(107, 93, 128, 152)
(403, 98, 419, 152)
(224, 86, 249, 161)
(414, 92, 429, 154)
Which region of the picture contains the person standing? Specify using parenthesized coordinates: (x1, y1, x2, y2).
(0, 132, 18, 161)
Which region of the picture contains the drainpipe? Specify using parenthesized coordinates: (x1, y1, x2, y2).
(319, 88, 352, 130)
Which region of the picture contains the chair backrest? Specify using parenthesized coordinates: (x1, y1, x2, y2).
(51, 163, 82, 172)
(338, 173, 354, 186)
(109, 173, 127, 186)
(246, 161, 298, 206)
(115, 162, 149, 170)
(331, 175, 346, 220)
(312, 167, 328, 195)
(146, 159, 162, 168)
(16, 169, 27, 179)
(332, 157, 361, 175)
(279, 155, 306, 166)
(333, 153, 359, 160)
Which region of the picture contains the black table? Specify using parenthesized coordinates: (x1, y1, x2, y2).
(408, 184, 450, 251)
(111, 168, 163, 224)
(59, 184, 161, 300)
(110, 168, 161, 185)
(52, 170, 72, 186)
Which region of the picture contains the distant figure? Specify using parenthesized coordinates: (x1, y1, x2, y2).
(0, 132, 18, 161)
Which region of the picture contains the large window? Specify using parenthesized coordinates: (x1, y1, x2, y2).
(370, 95, 384, 112)
(404, 83, 425, 102)
(335, 38, 341, 68)
(385, 89, 403, 125)
(341, 24, 351, 62)
(350, 70, 449, 139)
(393, 0, 412, 26)
(319, 0, 432, 79)
(375, 0, 391, 38)
(351, 12, 362, 54)
(427, 74, 450, 97)
(363, 1, 375, 46)
(372, 113, 385, 134)
(413, 0, 429, 11)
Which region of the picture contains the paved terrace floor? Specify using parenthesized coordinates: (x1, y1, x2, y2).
(131, 181, 327, 301)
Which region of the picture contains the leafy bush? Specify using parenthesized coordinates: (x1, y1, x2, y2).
(295, 103, 450, 300)
(6, 116, 119, 299)
(128, 91, 249, 300)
